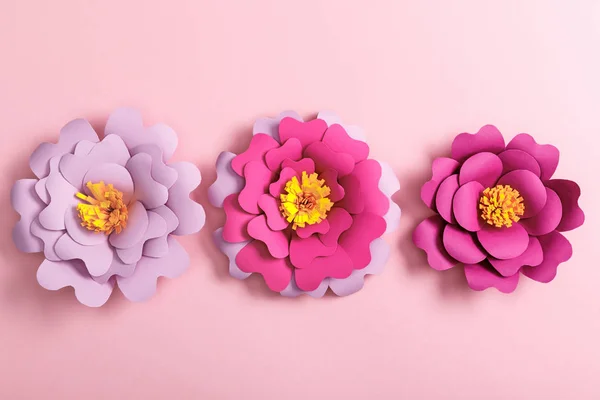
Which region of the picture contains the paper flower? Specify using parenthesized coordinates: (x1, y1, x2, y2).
(413, 125, 584, 293)
(209, 111, 400, 297)
(11, 109, 205, 307)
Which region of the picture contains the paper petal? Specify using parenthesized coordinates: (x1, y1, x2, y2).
(421, 157, 460, 210)
(265, 138, 302, 171)
(238, 160, 273, 215)
(435, 174, 459, 224)
(281, 158, 316, 175)
(30, 218, 62, 261)
(459, 152, 503, 189)
(336, 174, 364, 214)
(498, 149, 541, 177)
(295, 247, 353, 291)
(93, 256, 136, 284)
(11, 179, 44, 253)
(545, 179, 585, 232)
(38, 161, 78, 231)
(319, 207, 353, 247)
(236, 240, 293, 292)
(443, 224, 487, 264)
(208, 151, 245, 208)
(339, 212, 386, 270)
(506, 133, 559, 181)
(130, 143, 178, 189)
(319, 168, 345, 202)
(126, 153, 168, 209)
(35, 176, 50, 204)
(222, 194, 254, 243)
(520, 188, 562, 236)
(280, 273, 329, 298)
(296, 220, 330, 239)
(476, 223, 529, 260)
(257, 194, 289, 231)
(115, 210, 167, 265)
(497, 169, 547, 218)
(167, 162, 205, 235)
(350, 160, 389, 216)
(489, 236, 543, 277)
(322, 124, 369, 163)
(413, 216, 458, 271)
(143, 205, 179, 258)
(269, 167, 299, 198)
(64, 207, 108, 246)
(451, 125, 506, 162)
(213, 228, 251, 280)
(109, 201, 148, 249)
(231, 134, 279, 176)
(253, 111, 303, 142)
(289, 234, 336, 269)
(279, 117, 328, 149)
(464, 262, 519, 293)
(247, 215, 290, 259)
(522, 231, 572, 283)
(453, 180, 485, 232)
(83, 163, 134, 204)
(54, 233, 114, 277)
(304, 141, 355, 177)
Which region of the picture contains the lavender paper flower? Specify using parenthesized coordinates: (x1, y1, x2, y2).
(11, 108, 205, 306)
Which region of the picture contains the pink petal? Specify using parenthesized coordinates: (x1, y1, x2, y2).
(247, 215, 290, 259)
(29, 118, 99, 179)
(265, 138, 302, 171)
(349, 160, 389, 216)
(413, 216, 458, 271)
(253, 111, 303, 142)
(238, 160, 273, 214)
(464, 262, 519, 293)
(336, 174, 364, 214)
(269, 167, 298, 198)
(476, 223, 529, 260)
(451, 125, 506, 162)
(421, 157, 460, 210)
(281, 158, 316, 175)
(522, 231, 573, 283)
(304, 141, 355, 177)
(442, 224, 487, 264)
(126, 153, 168, 209)
(279, 117, 327, 149)
(453, 181, 485, 232)
(235, 240, 293, 292)
(319, 169, 345, 202)
(497, 149, 541, 177)
(37, 259, 114, 307)
(459, 152, 503, 189)
(208, 151, 245, 208)
(319, 207, 353, 247)
(497, 169, 547, 218)
(258, 194, 288, 231)
(295, 247, 353, 291)
(506, 133, 559, 181)
(339, 212, 386, 270)
(297, 220, 330, 239)
(83, 163, 134, 205)
(435, 174, 459, 224)
(166, 162, 205, 235)
(289, 234, 336, 269)
(222, 194, 254, 243)
(109, 201, 148, 249)
(54, 233, 114, 277)
(521, 188, 562, 236)
(231, 134, 279, 176)
(11, 179, 44, 253)
(545, 179, 585, 232)
(322, 124, 369, 163)
(489, 236, 543, 277)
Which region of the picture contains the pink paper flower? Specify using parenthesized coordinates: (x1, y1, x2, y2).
(209, 111, 400, 296)
(413, 125, 584, 293)
(11, 109, 205, 306)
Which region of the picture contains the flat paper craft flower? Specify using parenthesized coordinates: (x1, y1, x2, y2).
(413, 125, 584, 293)
(11, 109, 205, 306)
(209, 111, 400, 297)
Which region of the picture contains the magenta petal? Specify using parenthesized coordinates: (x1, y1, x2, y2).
(451, 125, 506, 162)
(443, 224, 486, 264)
(281, 158, 316, 175)
(498, 149, 541, 177)
(29, 118, 99, 179)
(109, 201, 148, 249)
(506, 133, 559, 181)
(459, 152, 503, 189)
(11, 179, 44, 253)
(336, 175, 364, 214)
(235, 240, 293, 292)
(322, 124, 369, 163)
(269, 167, 298, 198)
(278, 117, 328, 149)
(83, 163, 134, 204)
(238, 160, 273, 214)
(37, 259, 113, 307)
(521, 188, 562, 236)
(497, 169, 547, 218)
(289, 234, 336, 269)
(247, 215, 290, 259)
(522, 231, 572, 283)
(421, 157, 460, 210)
(126, 153, 168, 209)
(319, 208, 353, 247)
(545, 179, 585, 232)
(476, 223, 529, 260)
(350, 160, 389, 216)
(304, 141, 355, 177)
(222, 194, 253, 243)
(319, 169, 344, 202)
(265, 138, 302, 171)
(464, 262, 519, 293)
(339, 212, 386, 270)
(231, 134, 279, 176)
(435, 174, 459, 224)
(295, 247, 353, 291)
(258, 194, 288, 231)
(453, 181, 485, 232)
(54, 233, 114, 277)
(297, 220, 330, 239)
(489, 236, 543, 277)
(413, 216, 458, 271)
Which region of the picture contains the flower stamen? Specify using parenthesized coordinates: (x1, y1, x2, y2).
(76, 181, 128, 235)
(280, 171, 333, 230)
(479, 184, 525, 228)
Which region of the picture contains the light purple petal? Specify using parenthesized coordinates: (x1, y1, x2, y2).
(143, 206, 179, 258)
(30, 218, 62, 261)
(208, 151, 244, 208)
(253, 110, 303, 142)
(130, 143, 178, 188)
(38, 160, 78, 231)
(115, 210, 167, 265)
(93, 257, 136, 285)
(64, 207, 108, 246)
(213, 228, 252, 280)
(378, 161, 401, 234)
(316, 111, 366, 141)
(280, 273, 329, 298)
(83, 163, 134, 204)
(11, 179, 44, 253)
(126, 153, 168, 209)
(109, 201, 148, 249)
(167, 162, 205, 235)
(54, 233, 114, 277)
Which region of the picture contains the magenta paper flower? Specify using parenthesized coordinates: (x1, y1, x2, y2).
(413, 125, 584, 293)
(208, 111, 400, 296)
(11, 109, 205, 307)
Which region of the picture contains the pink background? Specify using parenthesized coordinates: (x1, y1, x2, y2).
(1, 1, 599, 399)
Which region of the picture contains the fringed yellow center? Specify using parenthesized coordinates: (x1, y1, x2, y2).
(280, 171, 334, 230)
(479, 184, 525, 228)
(75, 181, 128, 235)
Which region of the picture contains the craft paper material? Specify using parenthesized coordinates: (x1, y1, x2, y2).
(413, 125, 584, 293)
(208, 111, 400, 297)
(11, 108, 205, 307)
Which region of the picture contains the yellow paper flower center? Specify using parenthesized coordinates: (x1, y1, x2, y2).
(280, 171, 334, 230)
(75, 181, 128, 235)
(479, 184, 525, 228)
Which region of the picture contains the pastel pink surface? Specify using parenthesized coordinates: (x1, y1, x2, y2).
(1, 2, 598, 399)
